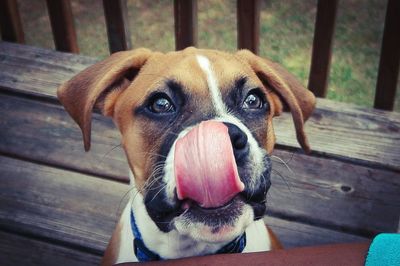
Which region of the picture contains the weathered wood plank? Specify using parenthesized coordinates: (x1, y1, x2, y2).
(269, 149, 400, 236)
(45, 0, 79, 53)
(0, 0, 24, 43)
(0, 94, 399, 235)
(237, 0, 260, 54)
(103, 0, 131, 54)
(274, 98, 400, 172)
(174, 0, 198, 50)
(264, 216, 367, 248)
(0, 231, 100, 266)
(308, 0, 338, 97)
(374, 0, 400, 111)
(0, 156, 130, 254)
(0, 42, 399, 170)
(0, 156, 369, 254)
(0, 41, 96, 99)
(0, 94, 129, 183)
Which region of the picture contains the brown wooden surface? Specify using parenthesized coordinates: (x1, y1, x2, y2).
(0, 231, 100, 266)
(0, 0, 24, 43)
(174, 0, 197, 50)
(0, 155, 130, 255)
(374, 0, 400, 111)
(1, 42, 399, 171)
(237, 0, 260, 54)
(0, 156, 368, 260)
(0, 93, 130, 183)
(308, 0, 338, 97)
(45, 0, 79, 53)
(103, 0, 131, 54)
(0, 94, 399, 236)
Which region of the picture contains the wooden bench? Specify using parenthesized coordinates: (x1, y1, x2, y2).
(1, 41, 399, 265)
(0, 0, 399, 265)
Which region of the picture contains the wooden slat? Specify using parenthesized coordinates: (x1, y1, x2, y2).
(273, 98, 400, 172)
(0, 0, 24, 43)
(0, 41, 96, 99)
(102, 0, 131, 54)
(0, 94, 399, 235)
(264, 216, 367, 248)
(45, 0, 79, 53)
(0, 94, 129, 183)
(0, 156, 130, 254)
(237, 0, 260, 54)
(269, 149, 400, 236)
(1, 42, 399, 171)
(174, 0, 198, 50)
(0, 156, 369, 257)
(0, 231, 100, 266)
(374, 0, 400, 111)
(308, 0, 338, 97)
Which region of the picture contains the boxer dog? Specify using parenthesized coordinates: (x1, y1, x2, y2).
(57, 47, 315, 265)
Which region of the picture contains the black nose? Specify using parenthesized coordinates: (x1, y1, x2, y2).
(223, 122, 249, 162)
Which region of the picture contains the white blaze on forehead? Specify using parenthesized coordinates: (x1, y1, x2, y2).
(196, 55, 226, 115)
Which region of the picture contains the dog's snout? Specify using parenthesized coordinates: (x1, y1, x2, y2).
(224, 122, 249, 161)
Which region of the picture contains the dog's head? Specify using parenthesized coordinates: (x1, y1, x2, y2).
(58, 48, 315, 244)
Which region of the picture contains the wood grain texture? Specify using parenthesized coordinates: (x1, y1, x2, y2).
(0, 156, 130, 254)
(45, 0, 79, 53)
(269, 149, 400, 236)
(103, 0, 131, 54)
(0, 231, 100, 266)
(0, 94, 130, 182)
(0, 0, 25, 43)
(0, 41, 96, 99)
(0, 42, 399, 171)
(308, 0, 338, 97)
(0, 94, 398, 235)
(0, 156, 369, 258)
(273, 98, 400, 172)
(264, 216, 367, 248)
(237, 0, 260, 54)
(174, 0, 198, 50)
(374, 0, 400, 111)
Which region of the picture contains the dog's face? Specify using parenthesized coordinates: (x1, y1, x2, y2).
(58, 48, 315, 244)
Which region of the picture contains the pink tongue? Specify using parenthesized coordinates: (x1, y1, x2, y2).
(174, 120, 245, 208)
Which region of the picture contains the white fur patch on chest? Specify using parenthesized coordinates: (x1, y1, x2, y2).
(196, 55, 227, 115)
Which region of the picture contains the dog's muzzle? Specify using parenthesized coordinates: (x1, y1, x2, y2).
(144, 120, 272, 233)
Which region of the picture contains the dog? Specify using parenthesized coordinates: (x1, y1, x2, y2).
(57, 47, 315, 265)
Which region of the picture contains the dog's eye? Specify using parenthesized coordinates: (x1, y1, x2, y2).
(242, 92, 264, 110)
(149, 96, 175, 113)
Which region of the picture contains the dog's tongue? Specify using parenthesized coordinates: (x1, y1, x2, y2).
(174, 121, 244, 208)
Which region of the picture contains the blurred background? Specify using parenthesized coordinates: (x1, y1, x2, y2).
(16, 0, 399, 110)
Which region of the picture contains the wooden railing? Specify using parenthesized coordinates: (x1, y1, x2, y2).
(0, 0, 399, 110)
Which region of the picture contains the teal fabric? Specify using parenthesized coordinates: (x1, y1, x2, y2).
(365, 233, 400, 266)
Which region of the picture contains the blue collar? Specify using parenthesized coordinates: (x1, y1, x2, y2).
(130, 210, 246, 262)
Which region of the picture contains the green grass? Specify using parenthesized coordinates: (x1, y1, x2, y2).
(16, 0, 399, 111)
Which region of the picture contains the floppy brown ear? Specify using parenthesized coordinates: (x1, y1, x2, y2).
(236, 50, 316, 153)
(57, 48, 152, 151)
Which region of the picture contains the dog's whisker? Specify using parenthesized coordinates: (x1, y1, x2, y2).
(115, 186, 136, 221)
(271, 155, 294, 175)
(272, 169, 292, 193)
(99, 143, 122, 164)
(148, 184, 168, 203)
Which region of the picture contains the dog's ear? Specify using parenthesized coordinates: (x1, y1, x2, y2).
(236, 50, 316, 153)
(57, 48, 152, 151)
